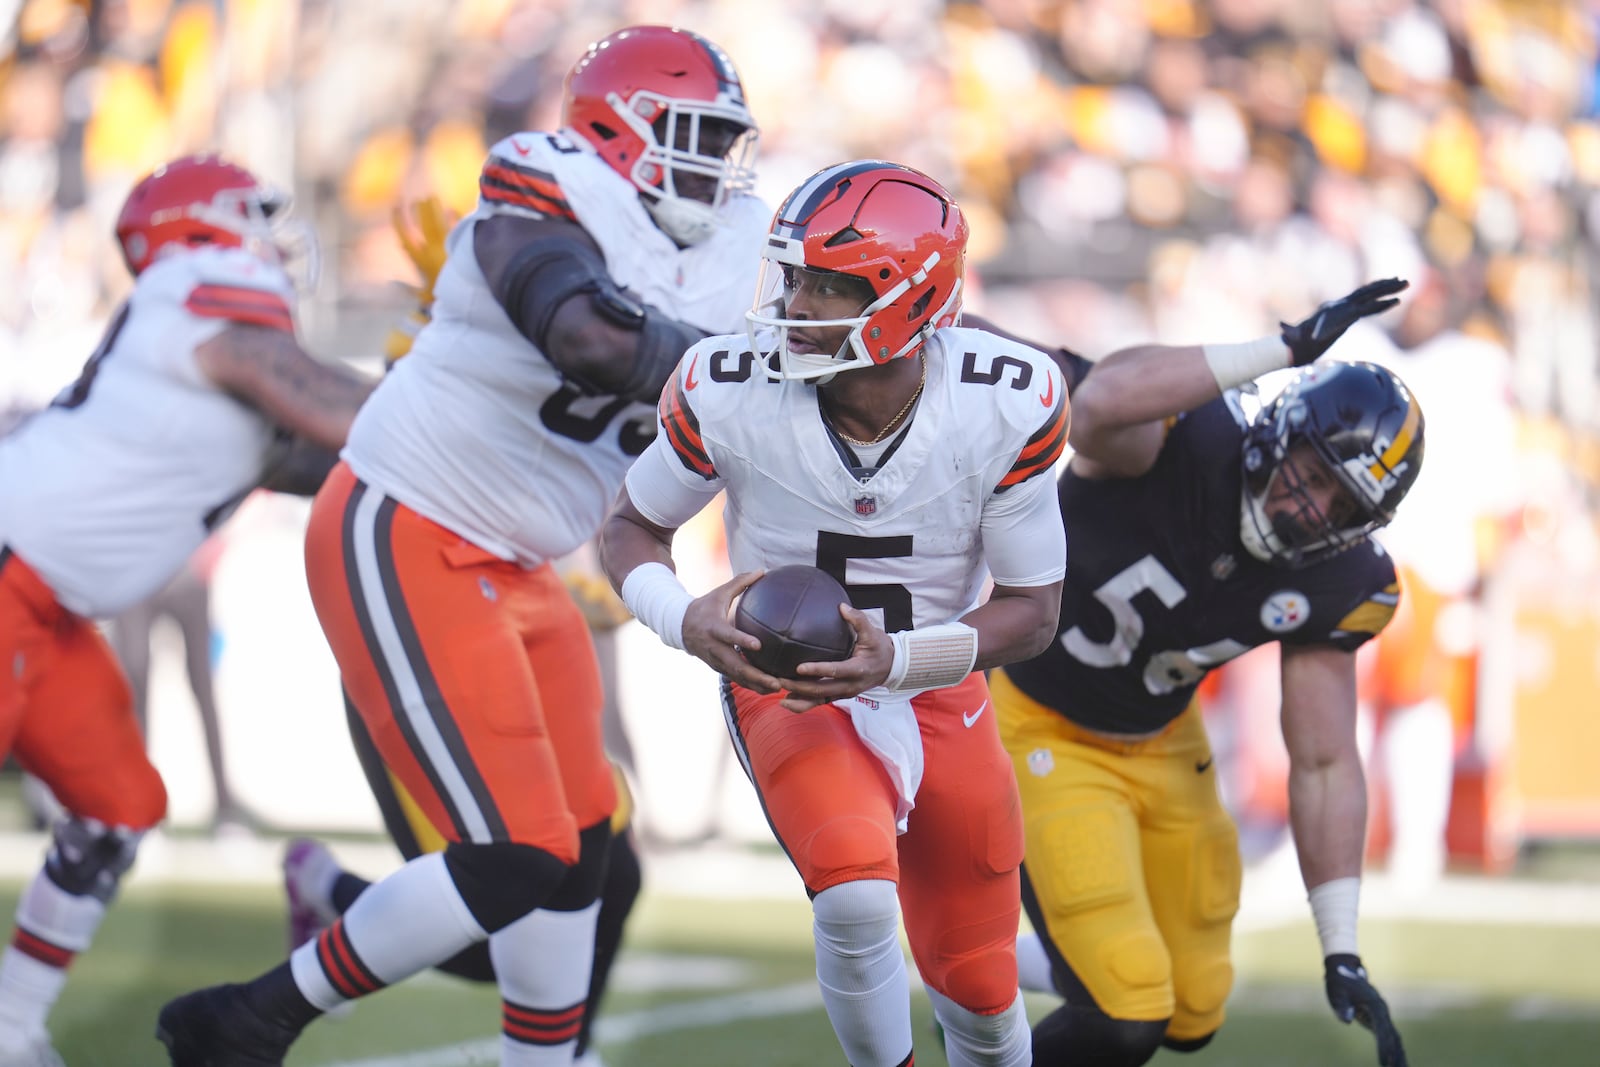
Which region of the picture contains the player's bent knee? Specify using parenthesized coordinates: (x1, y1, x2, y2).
(1032, 1004, 1166, 1067)
(444, 840, 570, 933)
(45, 819, 141, 902)
(1170, 957, 1231, 1040)
(542, 819, 612, 912)
(1162, 1031, 1216, 1053)
(800, 815, 896, 887)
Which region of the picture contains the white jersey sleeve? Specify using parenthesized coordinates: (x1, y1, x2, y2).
(0, 248, 296, 616)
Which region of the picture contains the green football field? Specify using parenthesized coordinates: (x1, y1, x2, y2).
(23, 864, 1600, 1067)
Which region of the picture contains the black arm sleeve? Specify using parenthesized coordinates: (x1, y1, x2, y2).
(491, 234, 708, 402)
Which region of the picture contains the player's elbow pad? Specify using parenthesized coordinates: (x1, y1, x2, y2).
(493, 235, 705, 403)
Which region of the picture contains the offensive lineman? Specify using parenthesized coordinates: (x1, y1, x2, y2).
(158, 25, 770, 1067)
(0, 154, 373, 1067)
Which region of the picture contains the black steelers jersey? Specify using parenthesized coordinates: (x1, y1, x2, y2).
(1001, 392, 1400, 735)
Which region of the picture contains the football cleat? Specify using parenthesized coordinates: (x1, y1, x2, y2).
(282, 838, 340, 951)
(155, 984, 297, 1066)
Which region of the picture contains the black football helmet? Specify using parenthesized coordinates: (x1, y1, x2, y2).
(1240, 361, 1424, 568)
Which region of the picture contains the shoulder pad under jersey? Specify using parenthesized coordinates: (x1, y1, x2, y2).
(656, 335, 773, 481)
(940, 328, 1069, 492)
(144, 247, 296, 332)
(477, 132, 581, 223)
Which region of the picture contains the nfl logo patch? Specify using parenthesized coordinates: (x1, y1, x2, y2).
(854, 496, 876, 517)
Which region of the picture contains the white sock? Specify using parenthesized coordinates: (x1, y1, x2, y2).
(0, 868, 106, 1040)
(1014, 931, 1055, 993)
(812, 880, 912, 1067)
(291, 853, 485, 1011)
(492, 902, 600, 1065)
(926, 987, 1031, 1067)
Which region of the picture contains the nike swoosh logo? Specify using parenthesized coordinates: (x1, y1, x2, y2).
(1038, 372, 1055, 407)
(1195, 757, 1213, 773)
(963, 701, 988, 728)
(684, 353, 700, 390)
(510, 138, 531, 157)
(1336, 964, 1367, 981)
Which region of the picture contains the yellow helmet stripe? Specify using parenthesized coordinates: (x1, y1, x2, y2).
(1370, 398, 1420, 480)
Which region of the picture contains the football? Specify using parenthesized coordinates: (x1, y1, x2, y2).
(734, 565, 857, 677)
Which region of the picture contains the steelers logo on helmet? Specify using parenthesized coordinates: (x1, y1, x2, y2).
(747, 160, 969, 382)
(1238, 361, 1425, 568)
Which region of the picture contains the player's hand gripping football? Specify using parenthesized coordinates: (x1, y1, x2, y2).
(777, 603, 896, 713)
(384, 196, 457, 364)
(1281, 278, 1408, 367)
(681, 571, 787, 695)
(1324, 953, 1408, 1066)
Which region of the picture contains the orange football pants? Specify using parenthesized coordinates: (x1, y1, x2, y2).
(0, 548, 167, 829)
(304, 464, 614, 862)
(724, 671, 1025, 1012)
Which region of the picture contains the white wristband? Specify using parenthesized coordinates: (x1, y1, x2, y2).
(619, 562, 693, 651)
(885, 622, 979, 691)
(1201, 335, 1291, 391)
(1307, 876, 1361, 958)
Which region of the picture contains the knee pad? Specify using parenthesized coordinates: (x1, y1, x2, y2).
(543, 819, 612, 912)
(1169, 957, 1232, 1040)
(45, 818, 140, 903)
(1031, 1004, 1166, 1067)
(800, 815, 897, 890)
(443, 841, 569, 933)
(1162, 1031, 1216, 1054)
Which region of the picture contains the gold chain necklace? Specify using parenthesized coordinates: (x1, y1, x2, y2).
(827, 357, 927, 448)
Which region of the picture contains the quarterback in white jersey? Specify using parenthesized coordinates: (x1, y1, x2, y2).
(602, 161, 1065, 1067)
(0, 154, 371, 1066)
(159, 25, 770, 1067)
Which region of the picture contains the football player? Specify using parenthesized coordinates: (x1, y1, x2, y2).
(600, 160, 1067, 1067)
(279, 198, 644, 1066)
(0, 153, 374, 1067)
(993, 280, 1417, 1067)
(157, 25, 769, 1067)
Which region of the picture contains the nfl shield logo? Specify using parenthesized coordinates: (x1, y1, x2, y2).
(854, 496, 877, 517)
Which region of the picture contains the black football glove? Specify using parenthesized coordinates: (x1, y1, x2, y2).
(1324, 953, 1408, 1067)
(1281, 278, 1409, 366)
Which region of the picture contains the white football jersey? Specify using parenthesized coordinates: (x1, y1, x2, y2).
(344, 130, 770, 567)
(632, 326, 1070, 633)
(0, 248, 295, 617)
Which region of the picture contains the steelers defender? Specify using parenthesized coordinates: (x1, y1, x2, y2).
(994, 280, 1418, 1067)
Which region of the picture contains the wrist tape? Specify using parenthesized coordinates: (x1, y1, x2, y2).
(885, 622, 979, 691)
(1202, 335, 1290, 391)
(1308, 876, 1361, 958)
(619, 563, 692, 651)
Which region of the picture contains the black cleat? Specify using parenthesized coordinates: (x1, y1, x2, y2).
(156, 983, 298, 1066)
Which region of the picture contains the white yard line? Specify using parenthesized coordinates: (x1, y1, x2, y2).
(325, 981, 824, 1067)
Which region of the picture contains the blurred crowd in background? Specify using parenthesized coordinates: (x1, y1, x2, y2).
(3, 0, 1599, 874)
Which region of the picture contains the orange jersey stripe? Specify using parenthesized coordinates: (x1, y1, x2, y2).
(997, 391, 1069, 490)
(658, 374, 716, 479)
(480, 162, 577, 221)
(185, 284, 293, 332)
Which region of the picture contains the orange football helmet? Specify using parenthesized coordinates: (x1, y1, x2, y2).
(115, 155, 290, 274)
(562, 25, 758, 246)
(747, 160, 969, 381)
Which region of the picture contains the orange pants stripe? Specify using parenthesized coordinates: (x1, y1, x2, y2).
(723, 672, 1025, 1012)
(304, 464, 614, 862)
(0, 547, 166, 829)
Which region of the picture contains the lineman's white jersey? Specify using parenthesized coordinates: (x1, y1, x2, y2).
(629, 326, 1070, 633)
(0, 248, 294, 617)
(344, 130, 770, 567)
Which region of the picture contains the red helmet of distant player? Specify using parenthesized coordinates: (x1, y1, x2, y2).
(562, 25, 758, 246)
(747, 160, 969, 381)
(115, 155, 296, 276)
